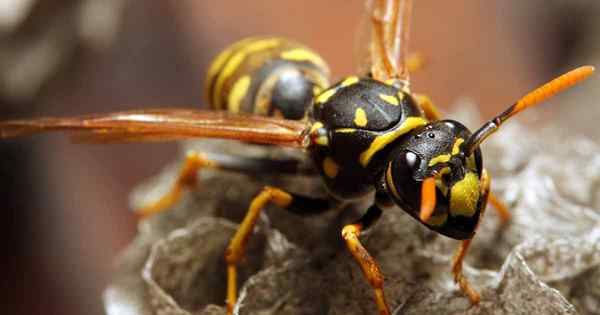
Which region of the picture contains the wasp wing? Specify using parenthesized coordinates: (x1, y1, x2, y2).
(0, 108, 309, 148)
(364, 0, 413, 83)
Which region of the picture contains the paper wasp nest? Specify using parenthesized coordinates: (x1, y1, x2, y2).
(104, 103, 600, 315)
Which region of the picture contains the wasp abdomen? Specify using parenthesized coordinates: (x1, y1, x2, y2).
(205, 37, 330, 120)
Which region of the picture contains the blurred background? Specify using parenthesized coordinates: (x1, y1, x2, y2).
(0, 1, 597, 314)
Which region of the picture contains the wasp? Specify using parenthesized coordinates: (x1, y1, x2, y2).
(0, 1, 594, 314)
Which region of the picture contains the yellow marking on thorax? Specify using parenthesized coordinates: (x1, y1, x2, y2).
(310, 122, 328, 146)
(323, 157, 339, 178)
(310, 122, 323, 134)
(335, 128, 356, 133)
(340, 76, 359, 87)
(280, 48, 327, 68)
(449, 172, 480, 217)
(354, 108, 368, 127)
(385, 163, 402, 200)
(359, 117, 428, 166)
(227, 75, 251, 113)
(397, 91, 405, 101)
(315, 88, 337, 104)
(379, 94, 399, 106)
(213, 38, 280, 109)
(452, 138, 464, 155)
(315, 136, 329, 146)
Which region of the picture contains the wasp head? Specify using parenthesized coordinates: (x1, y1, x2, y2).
(384, 120, 483, 239)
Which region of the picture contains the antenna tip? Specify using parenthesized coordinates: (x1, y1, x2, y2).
(570, 65, 595, 85)
(580, 65, 595, 74)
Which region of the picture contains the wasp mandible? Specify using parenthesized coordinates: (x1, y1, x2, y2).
(0, 1, 594, 314)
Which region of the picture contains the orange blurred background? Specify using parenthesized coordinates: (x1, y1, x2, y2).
(1, 1, 597, 314)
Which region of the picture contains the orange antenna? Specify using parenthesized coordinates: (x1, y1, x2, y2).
(465, 66, 595, 154)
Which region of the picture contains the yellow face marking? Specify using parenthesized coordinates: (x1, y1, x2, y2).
(213, 38, 280, 109)
(316, 88, 337, 104)
(360, 117, 428, 166)
(280, 48, 327, 68)
(227, 75, 251, 113)
(428, 138, 466, 167)
(379, 94, 399, 106)
(435, 167, 451, 196)
(354, 108, 368, 127)
(335, 128, 356, 133)
(385, 163, 402, 200)
(449, 172, 480, 217)
(340, 76, 359, 87)
(452, 138, 465, 155)
(323, 157, 339, 178)
(428, 154, 451, 167)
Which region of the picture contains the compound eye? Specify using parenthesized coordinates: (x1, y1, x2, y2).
(388, 151, 423, 207)
(400, 151, 420, 170)
(395, 151, 422, 178)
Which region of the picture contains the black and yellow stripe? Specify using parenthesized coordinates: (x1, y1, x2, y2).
(205, 37, 330, 119)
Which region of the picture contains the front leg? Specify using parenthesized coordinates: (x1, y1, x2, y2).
(341, 204, 390, 315)
(451, 168, 492, 304)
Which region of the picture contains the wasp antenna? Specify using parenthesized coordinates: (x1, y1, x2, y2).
(465, 66, 595, 154)
(419, 177, 436, 222)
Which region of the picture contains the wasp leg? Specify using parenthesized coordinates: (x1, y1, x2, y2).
(136, 151, 217, 218)
(224, 186, 332, 314)
(414, 94, 442, 121)
(488, 191, 511, 224)
(451, 239, 480, 304)
(451, 169, 491, 304)
(342, 204, 390, 315)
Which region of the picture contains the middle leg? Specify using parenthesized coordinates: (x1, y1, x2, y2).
(223, 186, 332, 314)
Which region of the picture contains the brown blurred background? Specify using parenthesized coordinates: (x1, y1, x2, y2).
(1, 1, 597, 314)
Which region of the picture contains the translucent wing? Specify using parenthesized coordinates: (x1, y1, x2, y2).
(0, 108, 309, 148)
(363, 0, 413, 84)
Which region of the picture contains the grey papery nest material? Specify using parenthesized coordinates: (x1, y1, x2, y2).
(104, 105, 600, 315)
